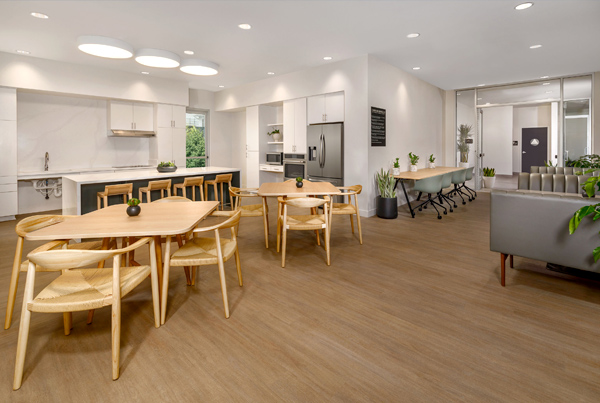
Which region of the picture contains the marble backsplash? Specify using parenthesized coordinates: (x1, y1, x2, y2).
(17, 92, 150, 172)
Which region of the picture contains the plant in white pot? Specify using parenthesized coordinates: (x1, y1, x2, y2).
(408, 152, 419, 172)
(457, 124, 473, 168)
(268, 129, 282, 142)
(482, 167, 496, 188)
(428, 154, 436, 169)
(392, 158, 400, 176)
(375, 168, 398, 219)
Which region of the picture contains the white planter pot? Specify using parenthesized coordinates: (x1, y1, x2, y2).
(272, 132, 282, 142)
(459, 162, 469, 168)
(392, 167, 400, 176)
(428, 162, 436, 169)
(482, 176, 496, 188)
(409, 165, 418, 172)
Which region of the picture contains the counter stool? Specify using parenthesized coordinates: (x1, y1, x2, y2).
(139, 179, 172, 203)
(173, 177, 204, 201)
(97, 183, 133, 210)
(204, 174, 232, 210)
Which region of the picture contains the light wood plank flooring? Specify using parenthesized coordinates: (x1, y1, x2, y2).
(1, 194, 599, 402)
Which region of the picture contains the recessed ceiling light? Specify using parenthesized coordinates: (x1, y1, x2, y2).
(267, 72, 275, 75)
(407, 33, 420, 38)
(529, 44, 542, 49)
(412, 67, 421, 70)
(540, 76, 549, 79)
(545, 91, 552, 94)
(141, 71, 150, 75)
(238, 23, 251, 30)
(542, 82, 550, 85)
(515, 2, 534, 10)
(179, 59, 219, 75)
(16, 50, 30, 55)
(323, 56, 332, 61)
(184, 50, 194, 55)
(218, 85, 225, 88)
(478, 84, 485, 87)
(77, 35, 133, 59)
(135, 48, 180, 68)
(30, 12, 48, 19)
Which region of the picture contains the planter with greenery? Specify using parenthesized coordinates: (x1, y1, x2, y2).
(428, 154, 436, 169)
(482, 167, 495, 188)
(392, 158, 400, 176)
(375, 168, 397, 219)
(570, 175, 600, 260)
(157, 161, 177, 173)
(268, 129, 282, 142)
(457, 124, 473, 167)
(295, 176, 303, 188)
(126, 198, 141, 217)
(408, 152, 419, 172)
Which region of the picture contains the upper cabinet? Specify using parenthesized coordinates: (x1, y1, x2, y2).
(0, 88, 17, 121)
(109, 101, 154, 131)
(157, 104, 186, 129)
(307, 92, 344, 124)
(246, 106, 260, 152)
(283, 98, 307, 154)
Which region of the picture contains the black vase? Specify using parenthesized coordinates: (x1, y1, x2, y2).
(376, 196, 398, 219)
(296, 181, 303, 188)
(127, 205, 141, 217)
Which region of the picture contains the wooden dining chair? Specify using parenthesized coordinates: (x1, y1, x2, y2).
(173, 176, 204, 201)
(97, 183, 133, 210)
(332, 185, 363, 244)
(5, 215, 104, 331)
(204, 174, 232, 210)
(277, 196, 332, 268)
(139, 179, 172, 203)
(229, 187, 269, 247)
(12, 237, 160, 390)
(161, 210, 242, 322)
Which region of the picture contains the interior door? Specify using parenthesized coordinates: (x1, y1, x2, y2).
(522, 128, 548, 172)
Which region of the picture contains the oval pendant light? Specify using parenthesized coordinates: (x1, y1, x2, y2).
(180, 59, 219, 76)
(135, 48, 180, 68)
(77, 35, 133, 59)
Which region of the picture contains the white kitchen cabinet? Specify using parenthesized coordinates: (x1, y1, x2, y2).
(0, 120, 17, 177)
(283, 99, 307, 154)
(246, 106, 259, 152)
(0, 191, 17, 218)
(155, 127, 174, 163)
(172, 127, 186, 167)
(246, 150, 260, 188)
(0, 88, 17, 121)
(157, 104, 186, 128)
(133, 103, 154, 131)
(307, 92, 345, 124)
(109, 101, 154, 131)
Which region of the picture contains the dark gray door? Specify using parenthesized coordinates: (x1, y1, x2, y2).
(522, 128, 548, 173)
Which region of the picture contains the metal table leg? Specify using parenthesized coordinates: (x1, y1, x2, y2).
(395, 178, 415, 218)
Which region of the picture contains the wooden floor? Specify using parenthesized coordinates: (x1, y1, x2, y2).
(1, 194, 600, 402)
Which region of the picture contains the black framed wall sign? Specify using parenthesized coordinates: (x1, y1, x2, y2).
(371, 107, 386, 147)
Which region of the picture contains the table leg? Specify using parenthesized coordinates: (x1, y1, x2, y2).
(154, 236, 163, 301)
(397, 178, 415, 218)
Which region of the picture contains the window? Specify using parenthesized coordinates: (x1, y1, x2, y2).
(186, 111, 208, 167)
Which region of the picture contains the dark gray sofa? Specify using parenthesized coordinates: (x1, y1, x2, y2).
(490, 190, 600, 286)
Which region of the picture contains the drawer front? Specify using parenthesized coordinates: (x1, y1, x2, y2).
(0, 191, 17, 217)
(0, 183, 17, 192)
(0, 175, 16, 185)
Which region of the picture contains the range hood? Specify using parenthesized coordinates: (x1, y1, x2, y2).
(109, 129, 156, 137)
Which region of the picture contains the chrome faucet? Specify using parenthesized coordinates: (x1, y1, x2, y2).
(44, 152, 49, 171)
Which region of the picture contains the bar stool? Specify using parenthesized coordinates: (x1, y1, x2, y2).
(139, 179, 172, 203)
(97, 183, 133, 210)
(204, 174, 232, 210)
(173, 176, 204, 201)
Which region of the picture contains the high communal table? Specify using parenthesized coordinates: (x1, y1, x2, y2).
(393, 166, 465, 218)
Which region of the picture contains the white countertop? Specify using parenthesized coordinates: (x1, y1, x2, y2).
(18, 166, 154, 180)
(62, 167, 240, 185)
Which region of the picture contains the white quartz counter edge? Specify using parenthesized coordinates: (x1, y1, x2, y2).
(63, 167, 240, 185)
(18, 166, 153, 180)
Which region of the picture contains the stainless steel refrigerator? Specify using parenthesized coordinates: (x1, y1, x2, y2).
(307, 123, 343, 187)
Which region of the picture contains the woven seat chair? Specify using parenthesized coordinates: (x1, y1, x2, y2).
(229, 186, 269, 247)
(332, 185, 363, 244)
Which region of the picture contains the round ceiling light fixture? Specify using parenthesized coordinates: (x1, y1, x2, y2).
(238, 23, 252, 30)
(540, 75, 549, 79)
(477, 84, 485, 87)
(135, 48, 180, 68)
(267, 72, 275, 75)
(16, 50, 30, 55)
(180, 59, 219, 75)
(77, 35, 133, 59)
(542, 82, 550, 85)
(218, 85, 225, 88)
(515, 2, 534, 10)
(30, 12, 49, 19)
(407, 33, 420, 38)
(323, 56, 333, 61)
(184, 50, 194, 55)
(141, 71, 150, 75)
(529, 44, 542, 49)
(412, 67, 421, 70)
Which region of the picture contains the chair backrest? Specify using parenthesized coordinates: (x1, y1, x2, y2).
(183, 177, 204, 187)
(441, 172, 453, 188)
(546, 167, 556, 174)
(518, 173, 530, 190)
(538, 167, 547, 174)
(414, 175, 443, 194)
(148, 179, 172, 190)
(229, 187, 259, 209)
(530, 166, 540, 173)
(215, 174, 232, 183)
(27, 237, 151, 271)
(195, 210, 242, 233)
(565, 175, 579, 193)
(337, 185, 362, 196)
(282, 196, 329, 209)
(564, 167, 574, 175)
(556, 167, 565, 175)
(541, 174, 553, 191)
(529, 173, 542, 190)
(15, 215, 71, 238)
(552, 174, 566, 192)
(451, 169, 467, 184)
(465, 167, 474, 181)
(103, 183, 133, 196)
(152, 196, 191, 203)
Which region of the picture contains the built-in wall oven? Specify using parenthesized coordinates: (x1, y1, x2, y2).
(283, 153, 306, 181)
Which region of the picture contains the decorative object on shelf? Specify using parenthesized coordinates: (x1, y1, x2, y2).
(375, 168, 397, 219)
(428, 154, 436, 169)
(268, 129, 282, 142)
(457, 124, 473, 168)
(408, 152, 419, 172)
(482, 167, 496, 188)
(157, 161, 177, 173)
(126, 198, 141, 216)
(295, 176, 304, 188)
(392, 158, 400, 176)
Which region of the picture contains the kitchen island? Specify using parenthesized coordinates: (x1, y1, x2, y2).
(62, 167, 240, 215)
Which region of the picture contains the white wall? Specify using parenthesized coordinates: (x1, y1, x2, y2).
(482, 106, 513, 175)
(512, 104, 552, 172)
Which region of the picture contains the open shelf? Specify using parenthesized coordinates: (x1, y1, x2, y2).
(267, 123, 283, 127)
(267, 141, 284, 145)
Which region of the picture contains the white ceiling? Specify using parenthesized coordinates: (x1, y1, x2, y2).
(1, 1, 599, 92)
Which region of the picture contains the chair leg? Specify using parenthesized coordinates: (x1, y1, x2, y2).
(111, 257, 121, 380)
(191, 266, 197, 286)
(176, 234, 191, 286)
(97, 195, 101, 210)
(325, 226, 331, 266)
(281, 226, 288, 268)
(204, 183, 209, 201)
(214, 184, 219, 210)
(220, 183, 225, 210)
(262, 197, 269, 248)
(234, 246, 243, 287)
(86, 310, 95, 325)
(349, 215, 355, 233)
(192, 185, 196, 201)
(510, 254, 514, 268)
(63, 312, 72, 336)
(5, 237, 23, 330)
(500, 253, 507, 287)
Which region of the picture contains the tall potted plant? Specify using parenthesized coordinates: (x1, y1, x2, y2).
(457, 124, 473, 168)
(376, 168, 397, 219)
(408, 152, 419, 172)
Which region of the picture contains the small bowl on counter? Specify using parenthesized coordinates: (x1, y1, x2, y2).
(156, 164, 177, 173)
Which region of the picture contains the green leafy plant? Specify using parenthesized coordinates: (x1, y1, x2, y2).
(457, 124, 473, 163)
(376, 169, 396, 198)
(408, 152, 419, 166)
(158, 161, 175, 167)
(296, 176, 303, 182)
(544, 160, 556, 167)
(482, 167, 495, 177)
(429, 154, 435, 163)
(127, 198, 140, 207)
(267, 129, 280, 136)
(393, 158, 400, 168)
(571, 154, 600, 169)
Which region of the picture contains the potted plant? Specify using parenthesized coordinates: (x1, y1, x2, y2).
(268, 129, 282, 142)
(392, 158, 400, 176)
(457, 124, 473, 168)
(408, 152, 419, 172)
(126, 198, 141, 217)
(295, 176, 303, 188)
(375, 168, 397, 219)
(428, 154, 436, 169)
(157, 161, 177, 173)
(482, 167, 495, 188)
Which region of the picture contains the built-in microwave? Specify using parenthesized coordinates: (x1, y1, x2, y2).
(266, 152, 283, 165)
